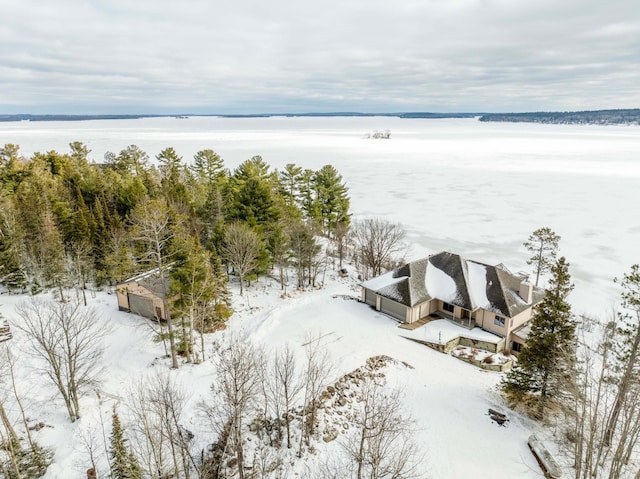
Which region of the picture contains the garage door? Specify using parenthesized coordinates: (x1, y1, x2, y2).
(379, 297, 406, 322)
(128, 294, 155, 320)
(364, 288, 377, 306)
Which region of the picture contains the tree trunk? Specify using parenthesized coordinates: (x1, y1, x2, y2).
(164, 299, 179, 369)
(604, 325, 640, 446)
(236, 422, 245, 479)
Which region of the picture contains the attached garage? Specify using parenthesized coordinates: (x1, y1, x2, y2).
(364, 288, 377, 307)
(379, 296, 407, 322)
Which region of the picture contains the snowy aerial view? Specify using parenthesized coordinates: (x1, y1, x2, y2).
(2, 0, 640, 478)
(0, 116, 639, 479)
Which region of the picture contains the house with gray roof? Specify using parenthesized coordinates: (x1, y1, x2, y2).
(361, 251, 545, 352)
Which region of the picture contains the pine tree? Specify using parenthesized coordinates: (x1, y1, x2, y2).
(278, 163, 302, 208)
(502, 256, 576, 419)
(523, 227, 561, 286)
(157, 147, 189, 206)
(109, 407, 141, 479)
(40, 209, 68, 300)
(0, 196, 28, 291)
(312, 164, 350, 236)
(170, 230, 232, 362)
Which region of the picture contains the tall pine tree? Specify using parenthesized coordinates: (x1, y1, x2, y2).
(502, 256, 576, 419)
(109, 406, 142, 479)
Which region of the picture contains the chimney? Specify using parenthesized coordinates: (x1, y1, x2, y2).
(519, 281, 533, 303)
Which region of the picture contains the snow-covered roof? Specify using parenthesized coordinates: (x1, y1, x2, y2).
(362, 251, 545, 318)
(118, 268, 169, 299)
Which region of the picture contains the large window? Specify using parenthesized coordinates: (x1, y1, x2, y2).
(442, 302, 454, 313)
(494, 316, 505, 327)
(511, 341, 523, 353)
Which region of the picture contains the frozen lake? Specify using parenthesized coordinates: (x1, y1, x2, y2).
(2, 116, 639, 315)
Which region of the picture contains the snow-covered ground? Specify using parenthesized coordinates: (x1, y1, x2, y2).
(2, 116, 638, 315)
(1, 116, 638, 477)
(1, 271, 544, 478)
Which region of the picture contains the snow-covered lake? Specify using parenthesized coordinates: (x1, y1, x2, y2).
(2, 116, 639, 315)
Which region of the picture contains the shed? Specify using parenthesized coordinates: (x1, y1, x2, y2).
(116, 270, 171, 321)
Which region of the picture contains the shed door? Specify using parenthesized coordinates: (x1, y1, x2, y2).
(128, 294, 155, 320)
(379, 297, 406, 322)
(364, 288, 377, 306)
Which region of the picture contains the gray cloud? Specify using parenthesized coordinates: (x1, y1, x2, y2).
(1, 0, 639, 113)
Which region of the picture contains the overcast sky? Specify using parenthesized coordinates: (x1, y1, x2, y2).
(1, 0, 639, 114)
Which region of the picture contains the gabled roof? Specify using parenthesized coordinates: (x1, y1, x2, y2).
(362, 251, 544, 318)
(118, 268, 169, 299)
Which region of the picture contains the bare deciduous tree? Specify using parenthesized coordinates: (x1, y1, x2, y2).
(127, 372, 194, 479)
(298, 332, 333, 456)
(604, 264, 640, 447)
(70, 240, 94, 307)
(130, 198, 180, 369)
(289, 223, 322, 288)
(209, 338, 264, 479)
(0, 344, 53, 478)
(560, 312, 640, 479)
(14, 299, 107, 422)
(351, 218, 405, 279)
(275, 345, 303, 450)
(343, 376, 421, 479)
(221, 223, 262, 296)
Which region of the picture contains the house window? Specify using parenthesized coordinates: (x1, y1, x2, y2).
(494, 316, 505, 327)
(442, 302, 454, 313)
(511, 341, 523, 353)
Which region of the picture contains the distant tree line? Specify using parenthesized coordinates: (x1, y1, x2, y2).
(479, 109, 640, 125)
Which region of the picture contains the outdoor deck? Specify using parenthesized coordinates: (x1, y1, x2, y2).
(398, 315, 437, 330)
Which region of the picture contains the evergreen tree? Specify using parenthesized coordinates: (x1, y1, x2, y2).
(157, 147, 189, 206)
(109, 407, 141, 479)
(298, 168, 320, 223)
(74, 187, 95, 245)
(0, 144, 25, 195)
(40, 210, 68, 299)
(502, 256, 576, 419)
(170, 230, 231, 362)
(0, 196, 27, 291)
(227, 157, 280, 232)
(312, 164, 350, 236)
(524, 227, 561, 286)
(278, 163, 302, 207)
(193, 149, 225, 184)
(229, 176, 279, 229)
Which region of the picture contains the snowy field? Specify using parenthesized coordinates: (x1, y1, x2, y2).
(1, 116, 639, 477)
(2, 115, 638, 314)
(0, 273, 543, 478)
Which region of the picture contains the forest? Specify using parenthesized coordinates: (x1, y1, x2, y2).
(0, 142, 354, 360)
